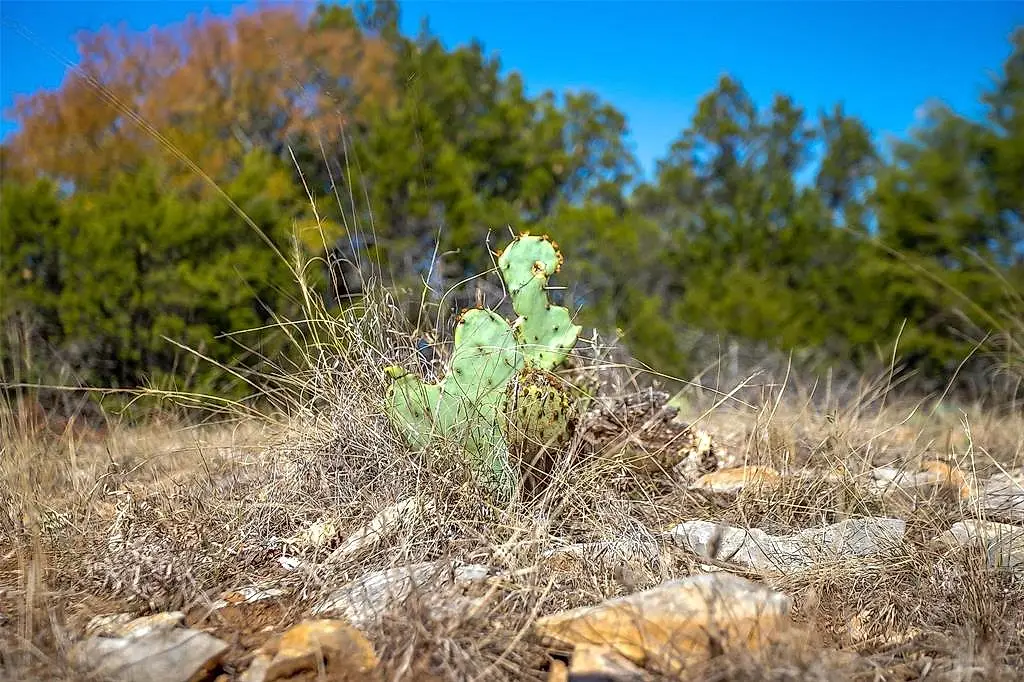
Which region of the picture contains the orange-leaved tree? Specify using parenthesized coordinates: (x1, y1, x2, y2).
(3, 2, 396, 193)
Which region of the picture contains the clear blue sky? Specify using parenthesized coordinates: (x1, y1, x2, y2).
(1, 1, 1021, 177)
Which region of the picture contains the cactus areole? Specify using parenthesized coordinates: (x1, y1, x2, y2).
(384, 233, 583, 501)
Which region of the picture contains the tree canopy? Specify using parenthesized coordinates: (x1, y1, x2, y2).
(3, 2, 1022, 405)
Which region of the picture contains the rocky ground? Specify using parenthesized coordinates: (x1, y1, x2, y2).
(3, 376, 1024, 680)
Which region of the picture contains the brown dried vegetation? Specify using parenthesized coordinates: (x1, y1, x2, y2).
(3, 332, 1024, 680)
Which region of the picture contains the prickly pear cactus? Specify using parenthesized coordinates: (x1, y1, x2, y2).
(498, 235, 582, 370)
(384, 233, 583, 500)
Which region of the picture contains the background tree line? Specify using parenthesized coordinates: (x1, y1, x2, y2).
(2, 1, 1022, 408)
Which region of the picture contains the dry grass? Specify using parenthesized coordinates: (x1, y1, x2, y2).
(3, 114, 1023, 679)
(3, 281, 1024, 681)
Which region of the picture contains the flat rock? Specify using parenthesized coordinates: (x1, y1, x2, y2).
(312, 561, 494, 628)
(535, 572, 791, 676)
(211, 586, 287, 610)
(692, 466, 781, 494)
(671, 517, 906, 572)
(540, 541, 662, 572)
(326, 496, 436, 564)
(977, 471, 1024, 522)
(548, 659, 570, 682)
(245, 619, 380, 682)
(570, 645, 648, 680)
(938, 519, 1024, 571)
(71, 612, 228, 682)
(919, 460, 974, 500)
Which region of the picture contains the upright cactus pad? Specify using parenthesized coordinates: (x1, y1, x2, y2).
(498, 234, 582, 370)
(386, 308, 522, 497)
(383, 366, 440, 451)
(441, 308, 521, 464)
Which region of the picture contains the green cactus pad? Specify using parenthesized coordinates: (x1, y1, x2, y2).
(385, 367, 442, 450)
(444, 307, 521, 409)
(441, 308, 522, 495)
(385, 308, 522, 498)
(498, 234, 582, 370)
